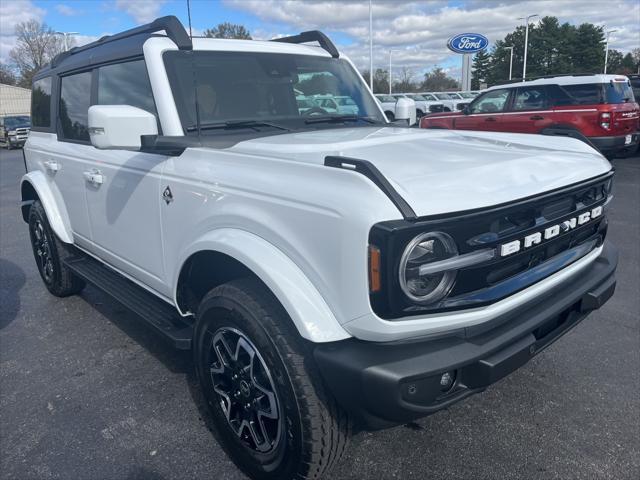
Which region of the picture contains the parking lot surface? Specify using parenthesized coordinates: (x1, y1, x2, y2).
(1, 147, 638, 480)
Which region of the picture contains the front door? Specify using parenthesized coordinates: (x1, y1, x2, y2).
(454, 88, 511, 131)
(82, 59, 168, 294)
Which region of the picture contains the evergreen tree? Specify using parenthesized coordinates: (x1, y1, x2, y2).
(471, 49, 491, 89)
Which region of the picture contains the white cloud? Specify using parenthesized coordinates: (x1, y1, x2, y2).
(55, 4, 81, 16)
(224, 0, 640, 76)
(114, 0, 166, 24)
(0, 0, 46, 63)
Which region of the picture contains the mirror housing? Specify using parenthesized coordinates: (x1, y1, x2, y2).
(88, 105, 158, 150)
(462, 105, 471, 115)
(394, 98, 417, 126)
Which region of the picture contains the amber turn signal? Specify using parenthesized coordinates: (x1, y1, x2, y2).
(368, 245, 381, 293)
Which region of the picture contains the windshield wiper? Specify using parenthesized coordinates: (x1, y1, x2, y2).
(186, 120, 291, 132)
(304, 115, 380, 125)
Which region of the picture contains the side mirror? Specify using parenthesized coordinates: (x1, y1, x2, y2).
(88, 105, 158, 150)
(462, 106, 471, 115)
(394, 98, 417, 126)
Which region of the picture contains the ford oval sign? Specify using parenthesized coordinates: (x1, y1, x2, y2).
(447, 33, 489, 54)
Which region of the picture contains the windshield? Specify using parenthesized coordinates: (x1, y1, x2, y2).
(376, 95, 396, 102)
(435, 93, 452, 100)
(459, 92, 475, 98)
(408, 95, 426, 101)
(4, 116, 30, 128)
(164, 50, 385, 134)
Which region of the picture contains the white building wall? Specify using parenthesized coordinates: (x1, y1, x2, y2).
(0, 84, 31, 116)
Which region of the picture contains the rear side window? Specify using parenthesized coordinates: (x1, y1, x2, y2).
(59, 71, 91, 142)
(554, 84, 603, 106)
(97, 60, 157, 115)
(511, 86, 549, 111)
(31, 77, 52, 128)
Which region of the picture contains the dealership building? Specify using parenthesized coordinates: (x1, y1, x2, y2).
(0, 84, 31, 117)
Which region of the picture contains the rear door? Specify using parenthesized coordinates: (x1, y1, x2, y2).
(454, 88, 511, 131)
(503, 85, 554, 133)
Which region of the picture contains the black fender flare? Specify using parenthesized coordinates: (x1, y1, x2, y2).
(541, 125, 597, 150)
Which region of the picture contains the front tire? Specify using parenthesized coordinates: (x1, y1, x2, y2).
(194, 278, 350, 480)
(28, 200, 85, 297)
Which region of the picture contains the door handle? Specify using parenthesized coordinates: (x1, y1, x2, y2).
(83, 169, 104, 186)
(530, 115, 544, 120)
(485, 117, 496, 122)
(43, 160, 60, 173)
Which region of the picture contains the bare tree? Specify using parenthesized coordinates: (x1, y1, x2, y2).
(0, 62, 17, 85)
(204, 23, 252, 39)
(9, 20, 67, 87)
(394, 66, 415, 92)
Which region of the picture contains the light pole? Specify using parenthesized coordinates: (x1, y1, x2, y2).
(388, 49, 393, 94)
(604, 29, 617, 74)
(55, 31, 78, 51)
(369, 0, 373, 90)
(505, 46, 514, 80)
(517, 14, 538, 81)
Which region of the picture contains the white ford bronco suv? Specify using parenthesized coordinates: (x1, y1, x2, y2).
(22, 16, 618, 480)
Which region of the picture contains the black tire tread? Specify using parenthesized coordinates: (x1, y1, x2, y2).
(200, 278, 350, 479)
(29, 200, 85, 297)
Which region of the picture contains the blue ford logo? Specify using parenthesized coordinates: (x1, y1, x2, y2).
(447, 33, 489, 54)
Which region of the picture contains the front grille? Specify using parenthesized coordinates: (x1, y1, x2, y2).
(369, 172, 613, 319)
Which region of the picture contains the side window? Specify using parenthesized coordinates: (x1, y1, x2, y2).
(97, 60, 157, 116)
(469, 89, 510, 114)
(511, 86, 549, 111)
(59, 71, 91, 142)
(32, 77, 52, 128)
(553, 84, 603, 106)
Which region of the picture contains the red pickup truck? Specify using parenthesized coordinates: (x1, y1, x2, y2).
(420, 75, 639, 157)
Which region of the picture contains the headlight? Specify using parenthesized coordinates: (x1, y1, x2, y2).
(398, 231, 458, 304)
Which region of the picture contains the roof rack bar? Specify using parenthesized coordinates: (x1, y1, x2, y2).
(272, 31, 339, 58)
(51, 15, 191, 67)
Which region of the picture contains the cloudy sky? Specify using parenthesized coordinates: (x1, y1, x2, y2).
(1, 0, 638, 80)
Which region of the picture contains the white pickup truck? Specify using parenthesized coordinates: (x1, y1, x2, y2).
(22, 16, 618, 480)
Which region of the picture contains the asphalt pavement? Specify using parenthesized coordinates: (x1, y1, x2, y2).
(1, 147, 638, 480)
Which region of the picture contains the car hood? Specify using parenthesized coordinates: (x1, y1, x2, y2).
(229, 126, 611, 217)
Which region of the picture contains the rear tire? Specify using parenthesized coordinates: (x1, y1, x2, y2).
(28, 200, 85, 297)
(194, 278, 350, 480)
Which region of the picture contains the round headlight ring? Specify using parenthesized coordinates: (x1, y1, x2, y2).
(399, 231, 458, 304)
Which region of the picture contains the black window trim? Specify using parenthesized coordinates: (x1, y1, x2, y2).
(30, 76, 54, 133)
(95, 56, 162, 134)
(55, 55, 160, 145)
(57, 68, 94, 145)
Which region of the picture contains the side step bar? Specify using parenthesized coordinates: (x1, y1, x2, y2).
(65, 255, 193, 350)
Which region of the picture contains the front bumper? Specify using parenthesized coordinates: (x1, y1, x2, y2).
(314, 241, 617, 430)
(589, 132, 639, 153)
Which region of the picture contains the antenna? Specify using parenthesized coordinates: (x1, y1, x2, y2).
(186, 0, 193, 38)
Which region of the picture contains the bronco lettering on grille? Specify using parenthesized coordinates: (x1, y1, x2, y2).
(499, 205, 603, 257)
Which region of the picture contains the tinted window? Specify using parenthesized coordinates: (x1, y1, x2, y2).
(605, 81, 635, 103)
(512, 86, 549, 111)
(470, 89, 510, 113)
(97, 60, 157, 115)
(31, 77, 52, 128)
(4, 116, 31, 128)
(554, 84, 603, 105)
(59, 71, 91, 141)
(164, 50, 384, 133)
